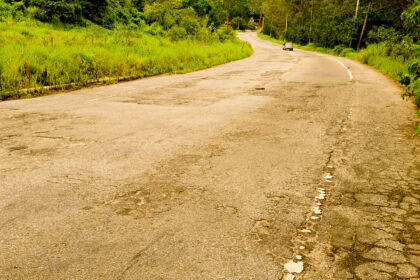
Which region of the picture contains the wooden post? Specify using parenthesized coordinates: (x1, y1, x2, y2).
(357, 1, 371, 51)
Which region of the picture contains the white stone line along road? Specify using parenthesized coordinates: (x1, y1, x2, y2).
(0, 32, 419, 280)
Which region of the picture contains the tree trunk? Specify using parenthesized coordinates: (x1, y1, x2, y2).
(357, 1, 371, 51)
(300, 0, 304, 27)
(285, 14, 288, 32)
(355, 0, 360, 18)
(309, 0, 314, 43)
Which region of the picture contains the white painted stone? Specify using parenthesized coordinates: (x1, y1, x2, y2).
(284, 260, 304, 274)
(284, 273, 295, 280)
(313, 206, 322, 214)
(324, 173, 333, 179)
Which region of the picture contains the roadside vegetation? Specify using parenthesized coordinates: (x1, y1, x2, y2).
(257, 0, 419, 135)
(0, 0, 252, 100)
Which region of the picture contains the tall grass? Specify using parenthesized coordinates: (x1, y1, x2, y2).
(0, 19, 253, 100)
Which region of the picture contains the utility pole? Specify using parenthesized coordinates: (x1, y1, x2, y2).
(285, 14, 288, 32)
(357, 1, 372, 51)
(355, 0, 360, 18)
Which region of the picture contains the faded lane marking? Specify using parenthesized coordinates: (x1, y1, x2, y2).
(87, 95, 113, 102)
(331, 58, 353, 81)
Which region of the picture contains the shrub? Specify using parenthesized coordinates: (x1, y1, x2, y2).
(230, 17, 243, 30)
(247, 23, 256, 30)
(261, 22, 279, 38)
(195, 27, 216, 42)
(145, 22, 165, 36)
(30, 0, 83, 24)
(333, 45, 346, 55)
(180, 16, 200, 35)
(168, 25, 187, 41)
(340, 47, 355, 56)
(367, 27, 400, 44)
(408, 58, 420, 77)
(217, 26, 234, 41)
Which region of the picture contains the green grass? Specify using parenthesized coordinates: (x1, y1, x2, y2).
(0, 19, 253, 100)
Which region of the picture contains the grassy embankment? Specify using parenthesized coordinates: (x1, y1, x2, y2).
(258, 32, 420, 136)
(0, 19, 253, 100)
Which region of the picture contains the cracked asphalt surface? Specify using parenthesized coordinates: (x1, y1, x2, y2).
(0, 32, 419, 279)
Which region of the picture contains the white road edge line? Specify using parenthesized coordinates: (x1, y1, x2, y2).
(87, 95, 113, 102)
(332, 58, 353, 81)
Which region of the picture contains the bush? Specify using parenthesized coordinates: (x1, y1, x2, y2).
(332, 45, 346, 55)
(340, 47, 355, 56)
(261, 22, 279, 38)
(367, 27, 400, 44)
(180, 16, 200, 35)
(168, 25, 187, 41)
(145, 22, 165, 36)
(408, 58, 420, 77)
(195, 27, 217, 42)
(230, 17, 242, 30)
(0, 0, 26, 20)
(217, 26, 234, 41)
(30, 0, 83, 24)
(247, 23, 256, 30)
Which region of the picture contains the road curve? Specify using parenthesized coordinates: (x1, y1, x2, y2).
(0, 32, 419, 279)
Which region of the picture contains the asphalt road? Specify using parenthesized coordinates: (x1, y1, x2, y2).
(0, 32, 419, 280)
